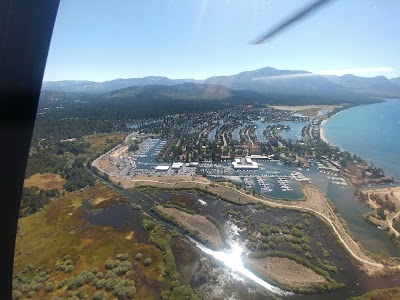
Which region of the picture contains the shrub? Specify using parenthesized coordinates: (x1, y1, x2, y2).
(83, 271, 96, 283)
(322, 249, 330, 257)
(113, 260, 121, 267)
(170, 285, 201, 300)
(105, 271, 117, 279)
(96, 279, 107, 289)
(142, 219, 156, 231)
(65, 265, 74, 273)
(67, 278, 78, 290)
(74, 275, 85, 287)
(93, 291, 106, 300)
(135, 253, 143, 260)
(305, 252, 313, 259)
(291, 228, 303, 238)
(281, 228, 290, 234)
(144, 258, 153, 266)
(160, 290, 171, 300)
(115, 266, 128, 276)
(105, 260, 115, 270)
(260, 227, 270, 236)
(116, 253, 129, 261)
(295, 223, 304, 229)
(291, 244, 302, 253)
(105, 278, 118, 291)
(113, 280, 136, 299)
(45, 282, 55, 293)
(20, 284, 31, 293)
(164, 249, 176, 276)
(65, 259, 73, 266)
(270, 226, 280, 234)
(170, 271, 180, 281)
(130, 203, 142, 210)
(32, 282, 43, 292)
(76, 287, 87, 299)
(57, 279, 66, 289)
(170, 280, 180, 289)
(12, 290, 22, 300)
(245, 241, 257, 251)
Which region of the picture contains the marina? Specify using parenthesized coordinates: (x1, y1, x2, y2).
(256, 176, 273, 192)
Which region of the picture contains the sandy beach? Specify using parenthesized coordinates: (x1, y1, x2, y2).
(319, 119, 330, 144)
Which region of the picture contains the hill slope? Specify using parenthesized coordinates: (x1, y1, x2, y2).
(42, 66, 400, 101)
(42, 76, 195, 94)
(326, 74, 400, 98)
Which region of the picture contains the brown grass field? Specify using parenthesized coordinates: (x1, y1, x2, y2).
(269, 105, 342, 117)
(24, 173, 66, 190)
(98, 157, 119, 174)
(14, 183, 168, 299)
(247, 257, 326, 288)
(84, 133, 125, 153)
(156, 206, 224, 247)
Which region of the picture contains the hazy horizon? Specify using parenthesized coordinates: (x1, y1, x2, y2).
(43, 65, 400, 83)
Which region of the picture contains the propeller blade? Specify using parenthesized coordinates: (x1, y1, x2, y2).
(252, 0, 335, 44)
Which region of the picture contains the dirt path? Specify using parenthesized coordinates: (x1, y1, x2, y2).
(363, 187, 400, 238)
(110, 145, 128, 158)
(388, 211, 400, 237)
(222, 131, 228, 147)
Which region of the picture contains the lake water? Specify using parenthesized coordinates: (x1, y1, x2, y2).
(321, 100, 400, 256)
(323, 100, 400, 180)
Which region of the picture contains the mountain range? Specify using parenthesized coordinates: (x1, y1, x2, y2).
(41, 67, 400, 105)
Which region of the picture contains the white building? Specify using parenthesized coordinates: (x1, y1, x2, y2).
(232, 157, 259, 170)
(155, 165, 170, 171)
(171, 162, 183, 169)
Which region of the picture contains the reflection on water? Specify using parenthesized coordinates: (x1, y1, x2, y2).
(194, 241, 292, 297)
(193, 219, 292, 296)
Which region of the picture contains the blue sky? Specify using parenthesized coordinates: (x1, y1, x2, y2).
(43, 0, 400, 82)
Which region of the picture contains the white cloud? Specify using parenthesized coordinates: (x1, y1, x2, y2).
(315, 67, 392, 76)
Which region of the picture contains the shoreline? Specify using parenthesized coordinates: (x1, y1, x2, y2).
(318, 106, 349, 145)
(319, 119, 330, 145)
(318, 103, 399, 182)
